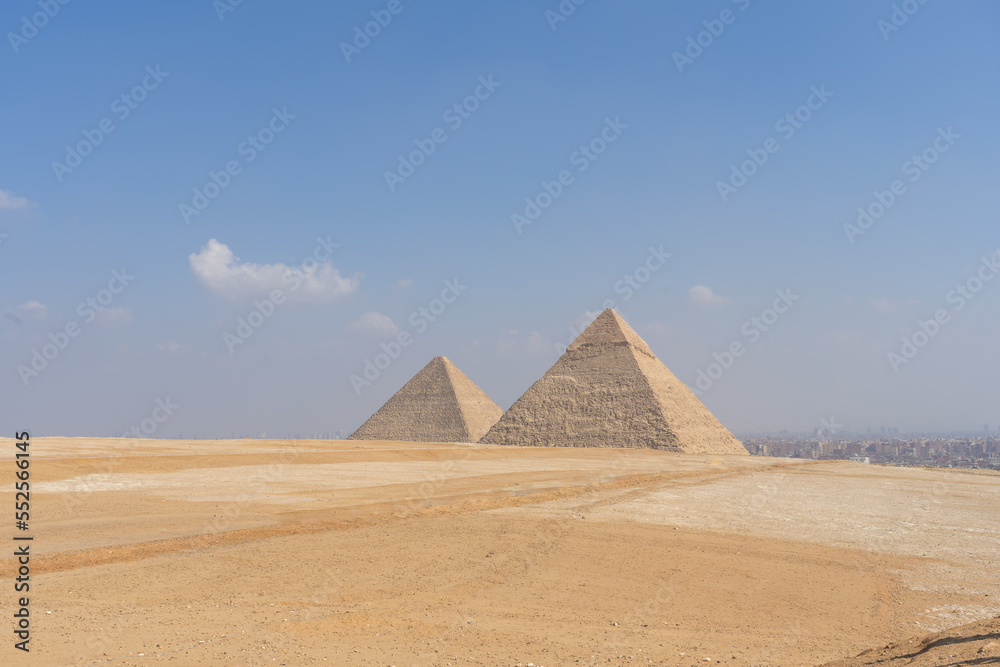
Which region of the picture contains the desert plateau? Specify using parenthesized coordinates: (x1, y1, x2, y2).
(3, 436, 997, 666)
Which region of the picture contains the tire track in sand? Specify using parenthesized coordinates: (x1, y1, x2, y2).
(3, 459, 820, 577)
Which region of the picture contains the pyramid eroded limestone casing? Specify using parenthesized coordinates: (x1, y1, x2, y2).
(349, 356, 503, 443)
(480, 309, 747, 454)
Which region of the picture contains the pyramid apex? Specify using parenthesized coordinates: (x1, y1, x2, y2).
(568, 308, 653, 356)
(433, 355, 466, 376)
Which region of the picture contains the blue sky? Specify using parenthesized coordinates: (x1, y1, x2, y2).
(2, 0, 998, 438)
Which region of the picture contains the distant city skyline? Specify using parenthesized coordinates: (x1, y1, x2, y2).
(743, 431, 1000, 471)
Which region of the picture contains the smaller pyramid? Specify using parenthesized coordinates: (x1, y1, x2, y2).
(349, 356, 503, 443)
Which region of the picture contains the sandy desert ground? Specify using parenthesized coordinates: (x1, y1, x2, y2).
(2, 437, 998, 666)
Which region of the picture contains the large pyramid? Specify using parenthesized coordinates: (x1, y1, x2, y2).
(480, 309, 747, 454)
(349, 356, 503, 443)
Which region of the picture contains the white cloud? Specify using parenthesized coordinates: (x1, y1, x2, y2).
(524, 331, 548, 354)
(688, 285, 732, 307)
(349, 311, 399, 337)
(156, 341, 182, 353)
(15, 300, 47, 320)
(0, 190, 32, 210)
(96, 307, 133, 326)
(646, 322, 671, 335)
(394, 278, 413, 288)
(189, 239, 361, 303)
